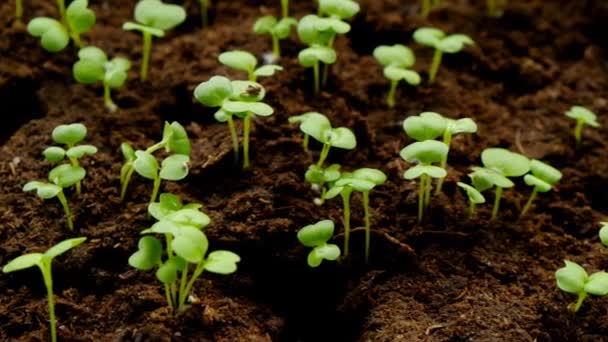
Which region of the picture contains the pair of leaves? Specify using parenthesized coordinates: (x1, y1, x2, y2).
(23, 164, 86, 199)
(374, 44, 416, 68)
(456, 182, 485, 204)
(298, 45, 337, 67)
(3, 237, 87, 273)
(481, 148, 530, 178)
(523, 160, 562, 193)
(404, 112, 477, 141)
(304, 164, 341, 184)
(161, 122, 192, 156)
(148, 193, 203, 221)
(325, 168, 387, 199)
(73, 46, 131, 88)
(132, 151, 189, 181)
(556, 260, 608, 297)
(123, 0, 186, 36)
(413, 27, 475, 53)
(297, 14, 349, 46)
(469, 166, 513, 192)
(400, 141, 449, 179)
(565, 106, 599, 127)
(318, 0, 360, 19)
(253, 16, 297, 39)
(289, 112, 356, 149)
(297, 220, 340, 268)
(218, 51, 283, 80)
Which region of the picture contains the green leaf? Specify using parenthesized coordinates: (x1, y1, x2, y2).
(148, 193, 183, 220)
(400, 140, 449, 165)
(128, 236, 163, 270)
(373, 44, 415, 68)
(290, 112, 332, 143)
(78, 46, 107, 64)
(66, 0, 96, 35)
(3, 253, 43, 273)
(171, 227, 208, 263)
(529, 160, 562, 185)
(305, 164, 341, 184)
(413, 27, 445, 47)
(133, 150, 159, 180)
(274, 17, 298, 39)
(48, 164, 86, 188)
(254, 65, 283, 78)
(156, 256, 186, 284)
(556, 260, 588, 294)
(134, 0, 186, 31)
(446, 118, 477, 135)
(203, 250, 241, 274)
(104, 68, 128, 89)
(146, 220, 177, 235)
(253, 15, 277, 34)
(66, 145, 97, 159)
(194, 76, 233, 107)
(565, 106, 599, 127)
(599, 222, 608, 247)
(403, 164, 446, 179)
(52, 123, 87, 146)
(223, 101, 274, 117)
(122, 21, 165, 37)
(437, 34, 475, 53)
(230, 80, 266, 101)
(297, 15, 326, 45)
(319, 0, 360, 19)
(44, 237, 87, 260)
(352, 168, 387, 186)
(298, 45, 337, 67)
(109, 57, 131, 72)
(384, 66, 421, 85)
(324, 185, 345, 199)
(524, 174, 552, 193)
(164, 209, 210, 229)
(73, 59, 105, 84)
(213, 109, 231, 122)
(457, 182, 485, 204)
(219, 50, 257, 73)
(297, 220, 335, 247)
(23, 181, 62, 199)
(326, 127, 356, 149)
(43, 146, 66, 163)
(121, 143, 136, 162)
(27, 17, 70, 52)
(481, 148, 530, 177)
(402, 112, 447, 141)
(585, 272, 608, 296)
(336, 177, 375, 192)
(314, 17, 350, 34)
(159, 154, 189, 181)
(307, 244, 340, 267)
(166, 122, 191, 156)
(469, 167, 513, 191)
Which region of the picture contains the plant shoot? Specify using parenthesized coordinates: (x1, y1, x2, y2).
(253, 16, 297, 58)
(373, 44, 421, 108)
(556, 260, 608, 312)
(565, 106, 599, 145)
(457, 182, 485, 218)
(520, 160, 562, 217)
(218, 50, 283, 81)
(297, 220, 341, 267)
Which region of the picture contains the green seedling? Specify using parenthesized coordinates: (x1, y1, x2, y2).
(2, 237, 86, 342)
(281, 0, 289, 18)
(325, 168, 386, 262)
(373, 44, 421, 108)
(149, 193, 203, 221)
(120, 121, 191, 202)
(436, 115, 478, 194)
(123, 0, 186, 81)
(218, 50, 283, 82)
(24, 164, 86, 230)
(297, 220, 341, 267)
(556, 260, 608, 312)
(253, 16, 298, 58)
(600, 222, 608, 247)
(457, 182, 485, 218)
(130, 207, 239, 311)
(402, 111, 447, 142)
(194, 76, 274, 168)
(305, 164, 341, 205)
(565, 106, 599, 145)
(42, 123, 97, 195)
(400, 140, 448, 223)
(413, 27, 474, 83)
(288, 111, 330, 151)
(73, 46, 131, 112)
(199, 0, 209, 28)
(520, 160, 562, 217)
(470, 148, 530, 220)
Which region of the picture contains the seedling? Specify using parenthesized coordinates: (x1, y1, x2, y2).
(373, 44, 421, 108)
(305, 164, 341, 205)
(457, 182, 485, 218)
(253, 16, 298, 58)
(194, 76, 274, 168)
(288, 111, 330, 151)
(123, 0, 186, 81)
(470, 148, 530, 220)
(129, 208, 240, 311)
(218, 50, 283, 81)
(413, 27, 474, 83)
(42, 123, 97, 195)
(556, 260, 608, 312)
(520, 160, 562, 217)
(565, 106, 599, 145)
(402, 112, 447, 142)
(400, 140, 448, 223)
(297, 220, 341, 267)
(73, 46, 132, 112)
(281, 0, 289, 18)
(120, 122, 191, 202)
(199, 0, 209, 28)
(325, 168, 386, 262)
(600, 222, 608, 247)
(2, 237, 86, 342)
(436, 116, 478, 194)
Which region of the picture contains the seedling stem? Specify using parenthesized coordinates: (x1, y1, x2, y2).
(104, 84, 116, 112)
(341, 190, 352, 257)
(487, 0, 496, 15)
(57, 0, 67, 25)
(491, 187, 503, 220)
(303, 134, 309, 151)
(363, 191, 371, 263)
(272, 36, 280, 58)
(16, 0, 23, 20)
(243, 114, 252, 168)
(574, 120, 584, 145)
(573, 292, 587, 312)
(429, 49, 443, 84)
(435, 130, 452, 194)
(316, 142, 331, 167)
(201, 0, 208, 28)
(227, 116, 239, 164)
(141, 31, 152, 81)
(520, 188, 537, 218)
(387, 80, 398, 108)
(41, 266, 57, 342)
(313, 62, 320, 94)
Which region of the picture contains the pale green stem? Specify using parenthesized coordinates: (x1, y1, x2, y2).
(281, 0, 289, 18)
(272, 35, 280, 58)
(387, 80, 398, 108)
(424, 174, 432, 208)
(469, 202, 476, 219)
(321, 38, 335, 88)
(181, 263, 205, 311)
(421, 0, 431, 18)
(201, 0, 208, 28)
(57, 0, 66, 25)
(363, 191, 371, 264)
(149, 175, 161, 206)
(68, 157, 82, 195)
(103, 83, 117, 112)
(313, 61, 320, 94)
(435, 131, 452, 195)
(429, 49, 443, 84)
(486, 0, 496, 16)
(178, 266, 189, 308)
(316, 143, 331, 167)
(417, 175, 426, 223)
(491, 187, 503, 220)
(571, 292, 588, 313)
(227, 116, 239, 165)
(120, 165, 134, 201)
(140, 31, 152, 81)
(56, 190, 73, 230)
(70, 32, 83, 48)
(243, 113, 252, 169)
(40, 265, 57, 342)
(341, 190, 352, 257)
(248, 68, 256, 82)
(520, 188, 538, 218)
(432, 0, 441, 5)
(302, 134, 309, 151)
(16, 0, 23, 20)
(170, 284, 178, 310)
(574, 120, 583, 145)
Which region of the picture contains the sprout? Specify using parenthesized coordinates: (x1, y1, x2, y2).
(130, 204, 239, 311)
(2, 237, 86, 342)
(120, 122, 191, 202)
(436, 115, 478, 194)
(565, 106, 599, 145)
(218, 50, 283, 81)
(42, 123, 97, 195)
(305, 164, 341, 205)
(373, 44, 421, 108)
(470, 148, 530, 220)
(297, 220, 341, 267)
(253, 16, 298, 58)
(73, 46, 132, 112)
(123, 0, 186, 81)
(555, 260, 608, 312)
(148, 193, 203, 221)
(325, 168, 386, 262)
(199, 0, 209, 28)
(281, 0, 289, 18)
(402, 112, 447, 141)
(600, 222, 608, 247)
(520, 160, 562, 217)
(194, 76, 274, 168)
(288, 111, 330, 151)
(457, 182, 485, 218)
(413, 27, 474, 83)
(400, 140, 448, 223)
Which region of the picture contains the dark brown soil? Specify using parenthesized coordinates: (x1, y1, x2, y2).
(2, 0, 608, 341)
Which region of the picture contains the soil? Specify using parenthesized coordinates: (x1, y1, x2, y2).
(1, 0, 608, 341)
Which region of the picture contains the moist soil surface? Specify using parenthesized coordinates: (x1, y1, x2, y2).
(1, 0, 608, 341)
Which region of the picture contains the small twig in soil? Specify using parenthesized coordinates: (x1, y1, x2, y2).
(425, 323, 448, 335)
(334, 227, 415, 255)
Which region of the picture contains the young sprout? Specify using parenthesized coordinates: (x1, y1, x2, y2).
(400, 140, 448, 223)
(288, 111, 330, 151)
(123, 0, 186, 81)
(73, 46, 131, 112)
(565, 106, 599, 145)
(325, 168, 386, 262)
(457, 182, 485, 218)
(555, 260, 608, 312)
(281, 0, 289, 18)
(120, 121, 191, 201)
(435, 116, 477, 194)
(199, 0, 209, 28)
(373, 44, 421, 108)
(471, 148, 530, 220)
(413, 27, 474, 83)
(297, 220, 341, 267)
(218, 50, 283, 82)
(402, 111, 447, 142)
(305, 164, 341, 205)
(600, 222, 608, 247)
(42, 123, 97, 195)
(148, 193, 203, 221)
(520, 160, 562, 217)
(253, 16, 298, 59)
(2, 237, 87, 342)
(194, 76, 274, 168)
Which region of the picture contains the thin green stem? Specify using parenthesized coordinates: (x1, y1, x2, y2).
(181, 263, 205, 311)
(41, 265, 57, 342)
(363, 191, 371, 264)
(103, 83, 117, 112)
(178, 266, 189, 308)
(424, 174, 432, 208)
(68, 157, 82, 195)
(316, 143, 331, 167)
(302, 134, 309, 151)
(201, 0, 208, 28)
(435, 131, 452, 195)
(469, 202, 476, 219)
(571, 292, 588, 313)
(520, 188, 538, 218)
(491, 187, 503, 220)
(57, 0, 66, 25)
(387, 80, 398, 108)
(421, 0, 431, 18)
(170, 284, 178, 310)
(16, 0, 23, 20)
(150, 176, 161, 206)
(432, 0, 441, 5)
(56, 190, 73, 230)
(417, 175, 425, 223)
(574, 120, 583, 145)
(145, 141, 166, 154)
(140, 31, 152, 81)
(341, 191, 352, 257)
(243, 113, 252, 169)
(321, 38, 335, 88)
(486, 0, 496, 16)
(281, 0, 289, 18)
(227, 116, 239, 165)
(164, 283, 173, 310)
(70, 32, 83, 48)
(272, 35, 280, 58)
(429, 49, 443, 84)
(120, 165, 134, 201)
(313, 61, 320, 94)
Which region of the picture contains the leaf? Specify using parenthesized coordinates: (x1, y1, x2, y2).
(307, 244, 340, 267)
(402, 112, 446, 141)
(66, 145, 97, 159)
(298, 45, 337, 67)
(481, 148, 530, 177)
(44, 237, 87, 260)
(529, 160, 562, 185)
(437, 34, 475, 53)
(122, 21, 165, 37)
(254, 65, 283, 78)
(148, 193, 183, 220)
(253, 15, 277, 34)
(213, 109, 231, 122)
(159, 154, 189, 181)
(73, 59, 105, 84)
(42, 146, 66, 163)
(457, 182, 485, 204)
(565, 106, 599, 127)
(133, 150, 158, 180)
(23, 181, 62, 199)
(134, 0, 186, 31)
(48, 164, 86, 188)
(599, 223, 608, 247)
(314, 17, 350, 34)
(352, 168, 387, 185)
(78, 46, 107, 63)
(52, 123, 87, 146)
(166, 122, 191, 156)
(219, 50, 257, 72)
(2, 253, 43, 273)
(555, 260, 588, 294)
(403, 164, 446, 179)
(446, 118, 477, 135)
(121, 143, 136, 162)
(104, 69, 128, 88)
(400, 140, 449, 165)
(324, 185, 345, 199)
(319, 0, 360, 19)
(413, 27, 445, 47)
(128, 236, 162, 270)
(304, 164, 341, 184)
(297, 220, 335, 247)
(291, 112, 332, 143)
(203, 251, 241, 274)
(524, 174, 552, 193)
(230, 80, 267, 101)
(156, 256, 186, 284)
(585, 272, 608, 296)
(336, 177, 375, 192)
(373, 44, 415, 68)
(274, 17, 297, 39)
(194, 76, 233, 107)
(297, 15, 327, 45)
(66, 0, 96, 35)
(165, 209, 210, 229)
(171, 227, 208, 263)
(27, 17, 70, 52)
(383, 66, 421, 85)
(109, 57, 131, 72)
(326, 127, 356, 149)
